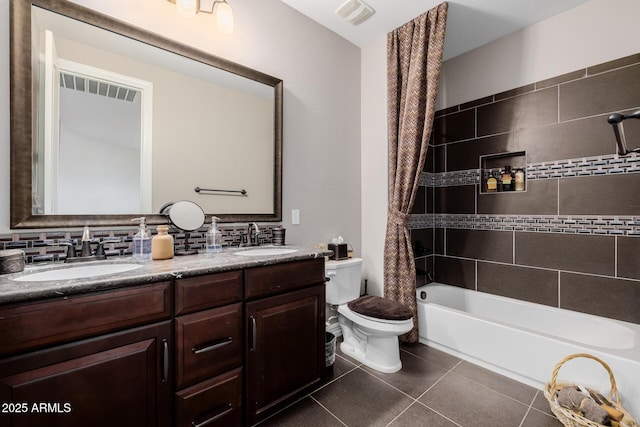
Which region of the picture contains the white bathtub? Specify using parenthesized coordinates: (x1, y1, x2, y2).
(416, 283, 640, 416)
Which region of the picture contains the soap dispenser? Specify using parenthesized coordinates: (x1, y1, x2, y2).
(206, 216, 222, 254)
(131, 217, 152, 259)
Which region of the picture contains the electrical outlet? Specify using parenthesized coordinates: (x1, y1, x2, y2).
(292, 209, 300, 225)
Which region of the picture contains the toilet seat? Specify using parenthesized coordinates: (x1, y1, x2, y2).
(347, 295, 413, 321)
(338, 304, 413, 332)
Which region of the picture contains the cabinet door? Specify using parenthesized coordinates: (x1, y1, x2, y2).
(245, 284, 324, 425)
(0, 321, 172, 427)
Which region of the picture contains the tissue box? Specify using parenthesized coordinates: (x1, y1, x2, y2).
(328, 243, 348, 260)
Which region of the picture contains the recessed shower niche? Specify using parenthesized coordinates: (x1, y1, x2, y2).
(480, 151, 527, 194)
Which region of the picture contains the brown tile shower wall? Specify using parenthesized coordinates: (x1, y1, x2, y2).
(411, 53, 640, 325)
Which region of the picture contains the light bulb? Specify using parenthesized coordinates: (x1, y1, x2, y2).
(176, 0, 197, 17)
(215, 1, 234, 34)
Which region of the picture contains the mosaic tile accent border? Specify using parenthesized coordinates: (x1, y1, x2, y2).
(427, 152, 640, 187)
(0, 224, 280, 264)
(410, 214, 640, 236)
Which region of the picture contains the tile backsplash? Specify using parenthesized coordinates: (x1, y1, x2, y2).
(0, 224, 279, 264)
(413, 53, 640, 325)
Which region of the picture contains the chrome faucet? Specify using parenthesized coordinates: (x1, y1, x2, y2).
(60, 239, 116, 263)
(244, 223, 262, 246)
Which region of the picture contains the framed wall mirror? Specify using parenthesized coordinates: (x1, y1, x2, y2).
(10, 0, 283, 228)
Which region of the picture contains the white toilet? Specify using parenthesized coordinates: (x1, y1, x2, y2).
(325, 258, 414, 373)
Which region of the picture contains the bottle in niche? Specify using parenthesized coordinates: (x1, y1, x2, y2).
(482, 170, 490, 193)
(515, 168, 525, 191)
(486, 169, 498, 192)
(502, 166, 514, 191)
(496, 169, 504, 192)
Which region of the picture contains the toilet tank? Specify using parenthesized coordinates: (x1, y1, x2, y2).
(325, 258, 362, 305)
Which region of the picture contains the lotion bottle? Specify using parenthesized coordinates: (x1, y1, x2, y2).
(131, 217, 152, 259)
(206, 216, 222, 254)
(152, 225, 174, 260)
(515, 168, 526, 191)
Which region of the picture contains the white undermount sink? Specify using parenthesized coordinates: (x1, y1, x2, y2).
(235, 247, 298, 257)
(12, 263, 143, 282)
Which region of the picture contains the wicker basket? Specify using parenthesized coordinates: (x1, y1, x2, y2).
(543, 353, 637, 427)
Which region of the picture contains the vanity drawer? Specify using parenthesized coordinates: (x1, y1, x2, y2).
(245, 258, 325, 299)
(175, 303, 243, 389)
(0, 281, 172, 357)
(175, 367, 243, 427)
(175, 270, 243, 315)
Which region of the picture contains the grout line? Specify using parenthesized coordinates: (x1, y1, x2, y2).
(309, 396, 348, 427)
(558, 271, 561, 308)
(430, 254, 640, 283)
(615, 235, 618, 277)
(518, 390, 540, 427)
(557, 178, 560, 216)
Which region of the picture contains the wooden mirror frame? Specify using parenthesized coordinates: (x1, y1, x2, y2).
(10, 0, 282, 228)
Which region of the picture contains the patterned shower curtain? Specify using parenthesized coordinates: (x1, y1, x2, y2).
(384, 2, 448, 343)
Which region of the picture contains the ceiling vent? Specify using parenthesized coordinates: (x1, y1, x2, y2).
(59, 71, 139, 102)
(335, 0, 374, 26)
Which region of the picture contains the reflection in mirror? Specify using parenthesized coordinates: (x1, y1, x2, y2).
(10, 0, 282, 228)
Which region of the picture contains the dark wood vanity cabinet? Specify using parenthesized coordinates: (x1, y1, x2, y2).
(0, 257, 326, 427)
(174, 271, 244, 427)
(245, 259, 326, 425)
(0, 282, 173, 427)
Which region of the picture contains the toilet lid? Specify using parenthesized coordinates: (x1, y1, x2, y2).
(347, 295, 413, 321)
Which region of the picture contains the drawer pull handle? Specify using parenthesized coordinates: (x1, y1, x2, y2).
(250, 315, 257, 352)
(191, 337, 233, 355)
(192, 403, 233, 427)
(162, 339, 169, 384)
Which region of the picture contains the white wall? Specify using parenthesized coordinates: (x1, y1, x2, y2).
(360, 0, 640, 296)
(360, 34, 388, 297)
(1, 0, 362, 254)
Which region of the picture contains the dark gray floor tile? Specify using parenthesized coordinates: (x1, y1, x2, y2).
(531, 390, 554, 414)
(312, 368, 414, 427)
(388, 402, 459, 427)
(521, 408, 564, 427)
(420, 372, 529, 427)
(258, 396, 344, 427)
(400, 343, 461, 371)
(451, 361, 538, 405)
(331, 352, 359, 378)
(362, 350, 451, 398)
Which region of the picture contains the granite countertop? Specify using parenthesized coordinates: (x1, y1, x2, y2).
(0, 246, 330, 305)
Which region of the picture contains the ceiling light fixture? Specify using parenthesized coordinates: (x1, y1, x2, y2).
(335, 0, 374, 26)
(168, 0, 234, 34)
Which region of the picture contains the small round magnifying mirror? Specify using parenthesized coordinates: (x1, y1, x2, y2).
(160, 201, 205, 255)
(162, 200, 205, 231)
